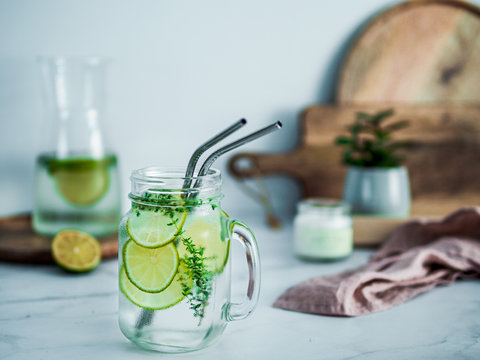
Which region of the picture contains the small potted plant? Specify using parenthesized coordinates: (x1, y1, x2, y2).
(336, 109, 411, 217)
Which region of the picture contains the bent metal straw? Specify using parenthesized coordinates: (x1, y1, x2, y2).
(198, 122, 282, 177)
(190, 122, 283, 194)
(183, 119, 247, 189)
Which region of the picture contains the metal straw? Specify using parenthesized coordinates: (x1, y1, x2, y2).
(192, 121, 283, 189)
(182, 119, 247, 189)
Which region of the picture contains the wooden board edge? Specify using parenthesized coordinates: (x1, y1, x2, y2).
(336, 0, 480, 103)
(353, 214, 440, 247)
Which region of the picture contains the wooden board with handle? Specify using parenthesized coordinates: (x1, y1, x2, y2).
(229, 104, 480, 245)
(0, 214, 118, 263)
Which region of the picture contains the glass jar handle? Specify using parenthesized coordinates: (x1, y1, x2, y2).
(224, 218, 261, 321)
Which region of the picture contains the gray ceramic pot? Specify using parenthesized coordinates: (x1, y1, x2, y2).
(343, 166, 411, 217)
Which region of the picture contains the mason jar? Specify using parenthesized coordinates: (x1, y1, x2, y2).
(294, 199, 353, 260)
(118, 167, 260, 352)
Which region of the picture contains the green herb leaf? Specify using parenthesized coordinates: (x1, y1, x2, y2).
(335, 136, 351, 145)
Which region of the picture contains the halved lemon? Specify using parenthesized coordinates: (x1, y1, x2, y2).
(51, 230, 101, 272)
(123, 239, 179, 293)
(119, 263, 192, 310)
(127, 207, 187, 248)
(177, 219, 229, 274)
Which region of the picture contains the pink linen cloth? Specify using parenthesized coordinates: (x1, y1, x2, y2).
(273, 207, 480, 316)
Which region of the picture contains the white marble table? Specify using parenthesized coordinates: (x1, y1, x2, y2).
(1, 213, 479, 360)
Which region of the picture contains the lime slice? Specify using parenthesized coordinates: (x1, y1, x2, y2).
(48, 157, 114, 206)
(123, 239, 179, 293)
(51, 230, 101, 272)
(178, 219, 229, 273)
(127, 207, 187, 248)
(120, 263, 192, 310)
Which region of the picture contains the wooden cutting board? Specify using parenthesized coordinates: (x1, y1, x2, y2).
(230, 104, 480, 201)
(229, 104, 480, 245)
(0, 214, 118, 263)
(338, 0, 480, 103)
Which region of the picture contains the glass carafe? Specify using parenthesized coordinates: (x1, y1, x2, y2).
(33, 57, 121, 236)
(118, 167, 260, 352)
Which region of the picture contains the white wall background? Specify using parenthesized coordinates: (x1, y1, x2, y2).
(2, 0, 465, 222)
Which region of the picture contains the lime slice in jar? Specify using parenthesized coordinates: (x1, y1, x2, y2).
(127, 206, 187, 248)
(119, 263, 192, 310)
(123, 239, 179, 293)
(177, 219, 229, 274)
(51, 230, 102, 272)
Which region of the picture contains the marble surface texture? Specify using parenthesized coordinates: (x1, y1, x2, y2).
(1, 213, 479, 360)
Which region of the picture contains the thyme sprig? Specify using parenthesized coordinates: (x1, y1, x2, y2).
(132, 192, 213, 324)
(179, 231, 213, 321)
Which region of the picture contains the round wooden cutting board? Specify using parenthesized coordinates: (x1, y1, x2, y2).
(338, 0, 480, 103)
(0, 214, 118, 263)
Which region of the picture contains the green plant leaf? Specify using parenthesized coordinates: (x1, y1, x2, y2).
(335, 136, 351, 145)
(349, 122, 363, 135)
(372, 109, 394, 124)
(342, 149, 352, 164)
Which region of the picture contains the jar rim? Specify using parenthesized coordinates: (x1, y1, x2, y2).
(129, 167, 222, 205)
(37, 56, 111, 65)
(298, 198, 351, 214)
(131, 166, 221, 183)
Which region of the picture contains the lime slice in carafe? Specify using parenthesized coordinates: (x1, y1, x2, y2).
(127, 207, 187, 248)
(123, 239, 179, 293)
(177, 219, 229, 274)
(51, 230, 102, 272)
(48, 157, 113, 206)
(119, 263, 192, 310)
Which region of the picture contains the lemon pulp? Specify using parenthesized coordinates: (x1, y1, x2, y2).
(51, 229, 101, 272)
(127, 208, 187, 248)
(123, 239, 179, 293)
(177, 219, 229, 273)
(119, 263, 192, 310)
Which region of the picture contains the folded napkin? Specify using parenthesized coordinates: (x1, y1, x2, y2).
(274, 207, 480, 316)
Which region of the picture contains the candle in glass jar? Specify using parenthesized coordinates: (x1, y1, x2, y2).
(293, 199, 353, 260)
